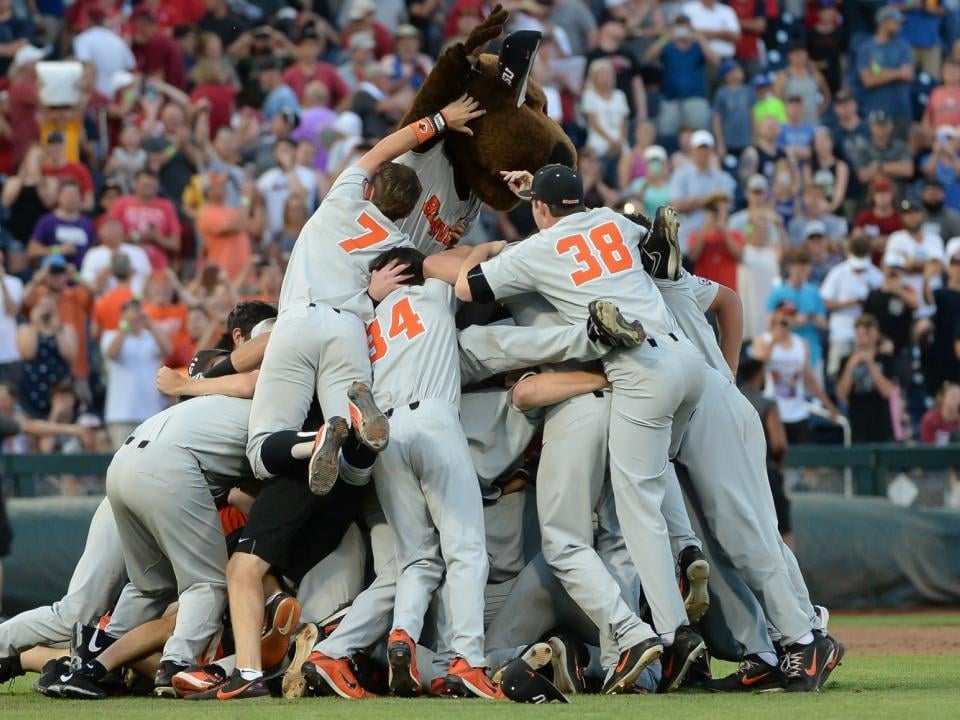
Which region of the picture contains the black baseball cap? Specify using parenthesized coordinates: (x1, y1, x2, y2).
(868, 109, 891, 125)
(518, 164, 583, 207)
(900, 198, 922, 212)
(499, 657, 570, 704)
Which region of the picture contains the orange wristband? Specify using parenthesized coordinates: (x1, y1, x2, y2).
(410, 117, 437, 143)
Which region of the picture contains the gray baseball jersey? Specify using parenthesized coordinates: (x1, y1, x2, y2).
(655, 272, 731, 382)
(397, 143, 482, 255)
(279, 165, 411, 312)
(368, 279, 460, 411)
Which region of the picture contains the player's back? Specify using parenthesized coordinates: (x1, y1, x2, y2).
(657, 272, 733, 381)
(279, 166, 411, 311)
(130, 395, 253, 479)
(367, 279, 460, 411)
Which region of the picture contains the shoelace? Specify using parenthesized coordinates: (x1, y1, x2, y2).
(739, 658, 763, 675)
(780, 650, 806, 679)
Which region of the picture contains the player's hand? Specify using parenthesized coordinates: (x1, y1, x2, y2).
(156, 367, 186, 397)
(369, 259, 412, 302)
(487, 240, 507, 257)
(441, 94, 485, 136)
(500, 170, 534, 197)
(448, 220, 467, 246)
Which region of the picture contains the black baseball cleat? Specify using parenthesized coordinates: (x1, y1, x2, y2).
(491, 642, 552, 685)
(658, 625, 707, 692)
(681, 647, 713, 688)
(678, 545, 710, 623)
(704, 655, 786, 693)
(818, 635, 845, 689)
(308, 416, 349, 496)
(56, 671, 108, 700)
(154, 659, 190, 697)
(601, 637, 663, 695)
(624, 208, 653, 232)
(0, 655, 24, 684)
(587, 299, 646, 348)
(70, 623, 116, 670)
(641, 205, 683, 281)
(186, 669, 270, 701)
(34, 657, 70, 696)
(781, 634, 835, 692)
(546, 635, 588, 694)
(347, 382, 390, 453)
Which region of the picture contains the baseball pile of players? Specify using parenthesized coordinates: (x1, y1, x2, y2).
(0, 92, 844, 703)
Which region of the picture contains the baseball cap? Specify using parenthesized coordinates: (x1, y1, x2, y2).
(396, 24, 419, 39)
(188, 348, 231, 379)
(876, 6, 904, 24)
(872, 176, 894, 192)
(142, 135, 171, 153)
(13, 43, 49, 69)
(348, 32, 376, 51)
(746, 174, 769, 192)
(278, 106, 300, 126)
(41, 254, 68, 270)
(834, 88, 853, 103)
(499, 656, 570, 704)
(297, 24, 320, 42)
(884, 254, 907, 270)
(848, 256, 872, 271)
(110, 69, 136, 94)
(900, 198, 922, 212)
(804, 219, 827, 238)
(518, 164, 584, 207)
(868, 109, 891, 125)
(752, 73, 772, 88)
(786, 93, 804, 103)
(348, 0, 376, 21)
(774, 299, 798, 315)
(936, 124, 958, 140)
(718, 59, 739, 79)
(45, 130, 65, 144)
(643, 145, 668, 163)
(690, 130, 715, 149)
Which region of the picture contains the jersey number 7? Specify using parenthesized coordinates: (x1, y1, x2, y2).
(555, 221, 633, 286)
(367, 297, 426, 362)
(339, 212, 389, 253)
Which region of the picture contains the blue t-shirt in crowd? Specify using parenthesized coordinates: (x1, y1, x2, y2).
(661, 42, 707, 100)
(712, 85, 755, 151)
(767, 282, 827, 365)
(920, 152, 960, 211)
(778, 122, 816, 153)
(901, 10, 942, 49)
(855, 37, 914, 119)
(262, 84, 301, 121)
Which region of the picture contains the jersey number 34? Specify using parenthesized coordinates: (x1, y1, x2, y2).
(556, 221, 633, 287)
(367, 298, 425, 362)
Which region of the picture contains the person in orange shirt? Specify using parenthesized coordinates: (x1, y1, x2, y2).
(91, 254, 136, 339)
(167, 305, 215, 369)
(924, 57, 960, 131)
(243, 260, 281, 305)
(196, 173, 253, 282)
(142, 270, 188, 341)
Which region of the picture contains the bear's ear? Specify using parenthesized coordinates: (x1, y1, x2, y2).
(465, 4, 509, 58)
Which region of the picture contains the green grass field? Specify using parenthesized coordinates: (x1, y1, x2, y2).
(3, 613, 957, 720)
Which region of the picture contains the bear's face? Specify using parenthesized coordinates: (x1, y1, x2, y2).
(444, 53, 577, 212)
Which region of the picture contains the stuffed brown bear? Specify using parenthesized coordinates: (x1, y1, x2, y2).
(398, 5, 577, 212)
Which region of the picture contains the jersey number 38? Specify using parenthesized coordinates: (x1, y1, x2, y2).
(555, 221, 633, 287)
(367, 298, 425, 363)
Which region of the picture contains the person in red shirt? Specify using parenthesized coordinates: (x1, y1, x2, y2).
(41, 132, 95, 211)
(444, 0, 485, 41)
(729, 0, 773, 78)
(920, 382, 960, 445)
(341, 0, 393, 60)
(6, 46, 42, 166)
(854, 176, 904, 265)
(687, 192, 745, 290)
(282, 24, 350, 107)
(108, 169, 182, 269)
(189, 60, 237, 137)
(924, 57, 960, 131)
(131, 6, 187, 90)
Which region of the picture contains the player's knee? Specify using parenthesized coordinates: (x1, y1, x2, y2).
(226, 552, 268, 586)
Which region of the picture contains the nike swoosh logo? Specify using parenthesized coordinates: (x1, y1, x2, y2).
(59, 673, 73, 683)
(88, 631, 103, 653)
(615, 649, 631, 673)
(804, 649, 818, 677)
(338, 670, 357, 690)
(217, 681, 255, 700)
(742, 672, 771, 686)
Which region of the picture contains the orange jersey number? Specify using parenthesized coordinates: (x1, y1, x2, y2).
(339, 212, 389, 253)
(366, 297, 425, 362)
(555, 221, 633, 286)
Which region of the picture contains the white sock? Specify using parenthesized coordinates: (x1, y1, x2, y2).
(238, 667, 262, 681)
(757, 652, 779, 667)
(660, 632, 675, 647)
(793, 632, 814, 646)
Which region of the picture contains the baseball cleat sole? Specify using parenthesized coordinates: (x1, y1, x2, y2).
(647, 205, 682, 281)
(491, 643, 552, 685)
(347, 382, 389, 452)
(684, 558, 711, 623)
(387, 643, 420, 697)
(588, 299, 646, 348)
(283, 623, 320, 699)
(603, 641, 663, 695)
(308, 417, 349, 496)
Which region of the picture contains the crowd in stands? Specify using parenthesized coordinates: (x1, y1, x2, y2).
(1, 0, 960, 467)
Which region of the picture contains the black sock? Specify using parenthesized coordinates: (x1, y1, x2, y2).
(341, 430, 375, 469)
(261, 430, 312, 476)
(7, 655, 24, 677)
(83, 659, 108, 682)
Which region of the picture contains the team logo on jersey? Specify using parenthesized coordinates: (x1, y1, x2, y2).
(422, 195, 458, 247)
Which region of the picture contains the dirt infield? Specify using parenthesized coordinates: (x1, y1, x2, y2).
(834, 624, 960, 654)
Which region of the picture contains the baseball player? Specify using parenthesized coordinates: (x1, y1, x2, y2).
(448, 165, 710, 690)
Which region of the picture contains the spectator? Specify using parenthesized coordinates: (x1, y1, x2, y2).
(687, 191, 743, 291)
(342, 0, 395, 60)
(100, 297, 170, 449)
(852, 110, 914, 195)
(644, 14, 717, 138)
(257, 58, 300, 122)
(804, 219, 844, 286)
(623, 144, 672, 218)
(444, 0, 485, 42)
(283, 24, 350, 107)
(168, 305, 215, 369)
(1, 145, 58, 247)
(806, 126, 850, 215)
(589, 20, 646, 118)
(767, 247, 829, 377)
(91, 252, 136, 337)
(711, 59, 754, 158)
(728, 0, 767, 78)
(0, 381, 91, 455)
(338, 32, 378, 92)
(291, 82, 337, 171)
(551, 0, 599, 58)
(863, 255, 917, 381)
(72, 7, 136, 98)
(919, 382, 960, 445)
(142, 270, 189, 340)
(921, 178, 960, 242)
(189, 60, 237, 137)
(751, 300, 839, 443)
(0, 0, 32, 77)
(109, 169, 182, 269)
(670, 129, 737, 252)
(787, 184, 848, 249)
(740, 117, 799, 214)
(807, 0, 846, 94)
(854, 176, 904, 263)
(618, 119, 657, 191)
(379, 24, 433, 92)
(27, 180, 96, 268)
(246, 260, 283, 304)
(0, 248, 23, 386)
(778, 95, 815, 167)
(579, 147, 619, 209)
(927, 246, 960, 393)
(681, 0, 740, 61)
(196, 172, 254, 282)
(855, 6, 914, 138)
(920, 124, 960, 211)
(835, 313, 897, 443)
(7, 45, 44, 167)
(41, 132, 95, 211)
(15, 289, 76, 418)
(827, 89, 868, 168)
(820, 234, 885, 377)
(256, 138, 315, 238)
(351, 63, 408, 140)
(774, 43, 830, 127)
(131, 5, 187, 90)
(884, 198, 945, 320)
(752, 72, 786, 124)
(900, 0, 945, 79)
(198, 0, 248, 48)
(728, 174, 786, 339)
(924, 57, 960, 132)
(267, 194, 309, 261)
(104, 125, 147, 194)
(582, 58, 630, 184)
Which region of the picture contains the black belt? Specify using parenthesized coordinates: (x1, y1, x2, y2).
(385, 401, 420, 418)
(124, 437, 150, 448)
(307, 302, 340, 314)
(647, 332, 679, 348)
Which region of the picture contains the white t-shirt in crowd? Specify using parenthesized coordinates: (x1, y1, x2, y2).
(80, 244, 153, 296)
(73, 26, 136, 98)
(682, 1, 741, 58)
(884, 229, 945, 319)
(101, 329, 167, 424)
(819, 259, 884, 343)
(582, 88, 630, 156)
(0, 274, 24, 364)
(256, 166, 318, 238)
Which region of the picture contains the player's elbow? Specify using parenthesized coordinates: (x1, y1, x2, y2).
(510, 379, 538, 411)
(454, 275, 473, 302)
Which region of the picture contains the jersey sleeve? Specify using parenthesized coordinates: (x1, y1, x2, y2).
(689, 274, 720, 312)
(479, 242, 537, 300)
(326, 166, 372, 202)
(423, 277, 456, 312)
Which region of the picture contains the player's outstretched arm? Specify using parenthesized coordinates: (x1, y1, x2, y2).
(356, 94, 485, 175)
(423, 246, 473, 285)
(708, 283, 743, 377)
(157, 367, 260, 399)
(510, 370, 610, 411)
(455, 241, 507, 301)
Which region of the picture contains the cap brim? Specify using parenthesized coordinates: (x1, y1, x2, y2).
(501, 659, 571, 704)
(517, 188, 534, 201)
